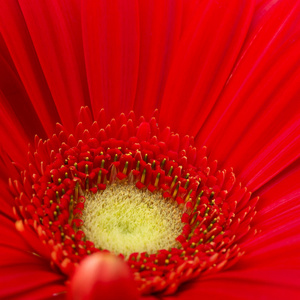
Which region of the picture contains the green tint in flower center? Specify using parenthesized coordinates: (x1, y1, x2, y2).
(82, 183, 183, 257)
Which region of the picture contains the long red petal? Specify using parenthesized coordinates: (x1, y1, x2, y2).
(159, 0, 254, 136)
(134, 0, 182, 119)
(81, 0, 139, 118)
(0, 0, 60, 136)
(17, 0, 89, 131)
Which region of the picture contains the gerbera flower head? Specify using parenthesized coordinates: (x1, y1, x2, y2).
(0, 0, 300, 299)
(10, 106, 258, 295)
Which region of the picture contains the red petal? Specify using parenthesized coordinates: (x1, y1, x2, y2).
(17, 0, 89, 131)
(165, 269, 300, 300)
(0, 265, 65, 299)
(82, 0, 139, 118)
(0, 0, 60, 136)
(195, 0, 300, 191)
(160, 0, 254, 136)
(134, 0, 182, 119)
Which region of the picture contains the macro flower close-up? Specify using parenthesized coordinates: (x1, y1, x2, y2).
(0, 0, 300, 299)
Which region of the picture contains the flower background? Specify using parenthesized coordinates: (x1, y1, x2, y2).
(0, 0, 300, 299)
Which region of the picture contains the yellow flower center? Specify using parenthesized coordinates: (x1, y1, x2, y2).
(82, 183, 183, 257)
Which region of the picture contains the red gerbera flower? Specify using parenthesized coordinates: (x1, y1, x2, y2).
(0, 0, 300, 299)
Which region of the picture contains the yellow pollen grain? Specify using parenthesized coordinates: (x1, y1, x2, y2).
(81, 183, 183, 257)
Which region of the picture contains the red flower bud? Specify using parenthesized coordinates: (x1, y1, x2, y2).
(69, 253, 138, 300)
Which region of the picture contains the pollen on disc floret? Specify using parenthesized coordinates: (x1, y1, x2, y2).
(82, 182, 183, 257)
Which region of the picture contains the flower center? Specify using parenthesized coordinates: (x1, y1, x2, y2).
(11, 107, 258, 295)
(82, 183, 183, 257)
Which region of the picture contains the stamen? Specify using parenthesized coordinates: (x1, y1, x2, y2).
(141, 168, 146, 184)
(123, 161, 129, 174)
(97, 170, 102, 184)
(161, 158, 166, 169)
(154, 173, 160, 187)
(136, 161, 140, 171)
(171, 176, 178, 189)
